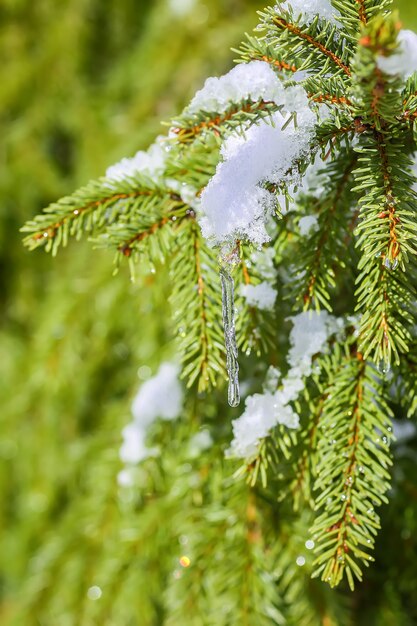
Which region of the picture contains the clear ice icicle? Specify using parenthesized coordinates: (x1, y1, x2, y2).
(220, 266, 240, 407)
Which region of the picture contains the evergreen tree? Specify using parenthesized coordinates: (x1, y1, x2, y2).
(3, 1, 417, 624)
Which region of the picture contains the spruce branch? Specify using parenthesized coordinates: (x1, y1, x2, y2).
(311, 348, 393, 590)
(258, 6, 352, 77)
(97, 199, 189, 263)
(302, 76, 353, 108)
(355, 248, 415, 365)
(393, 343, 417, 418)
(163, 479, 285, 626)
(235, 242, 276, 356)
(402, 74, 417, 123)
(290, 152, 358, 311)
(21, 174, 180, 255)
(169, 220, 226, 391)
(347, 16, 417, 364)
(235, 427, 297, 489)
(331, 0, 393, 41)
(171, 100, 280, 145)
(291, 390, 324, 511)
(290, 337, 356, 511)
(238, 36, 299, 73)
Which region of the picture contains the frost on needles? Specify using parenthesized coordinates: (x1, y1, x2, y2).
(21, 0, 417, 592)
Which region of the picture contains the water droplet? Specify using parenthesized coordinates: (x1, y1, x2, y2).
(137, 365, 152, 381)
(87, 586, 102, 600)
(340, 494, 347, 501)
(377, 360, 390, 375)
(296, 556, 306, 567)
(305, 540, 315, 550)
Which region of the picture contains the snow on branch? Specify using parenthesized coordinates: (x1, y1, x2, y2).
(199, 97, 316, 246)
(119, 362, 184, 471)
(276, 0, 341, 26)
(228, 312, 342, 459)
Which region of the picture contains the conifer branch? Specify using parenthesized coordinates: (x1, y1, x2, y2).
(356, 0, 368, 25)
(170, 221, 225, 391)
(397, 348, 417, 418)
(21, 176, 181, 255)
(238, 36, 299, 73)
(115, 216, 171, 258)
(256, 4, 353, 78)
(291, 340, 355, 510)
(100, 201, 190, 264)
(332, 0, 393, 41)
(171, 100, 279, 144)
(271, 16, 351, 76)
(234, 243, 276, 356)
(348, 15, 417, 364)
(291, 394, 324, 510)
(311, 349, 393, 590)
(291, 153, 358, 311)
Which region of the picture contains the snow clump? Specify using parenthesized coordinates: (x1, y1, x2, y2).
(228, 392, 299, 459)
(276, 0, 341, 25)
(377, 30, 417, 79)
(187, 60, 299, 115)
(106, 137, 167, 182)
(298, 215, 319, 236)
(250, 247, 276, 281)
(241, 282, 277, 311)
(199, 87, 316, 246)
(228, 311, 342, 458)
(119, 363, 184, 472)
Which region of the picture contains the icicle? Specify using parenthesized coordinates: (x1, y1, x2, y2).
(220, 265, 240, 407)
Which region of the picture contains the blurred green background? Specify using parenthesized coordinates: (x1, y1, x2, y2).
(0, 0, 415, 622)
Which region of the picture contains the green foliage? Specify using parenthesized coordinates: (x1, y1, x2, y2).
(290, 151, 359, 311)
(3, 1, 417, 625)
(311, 346, 393, 589)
